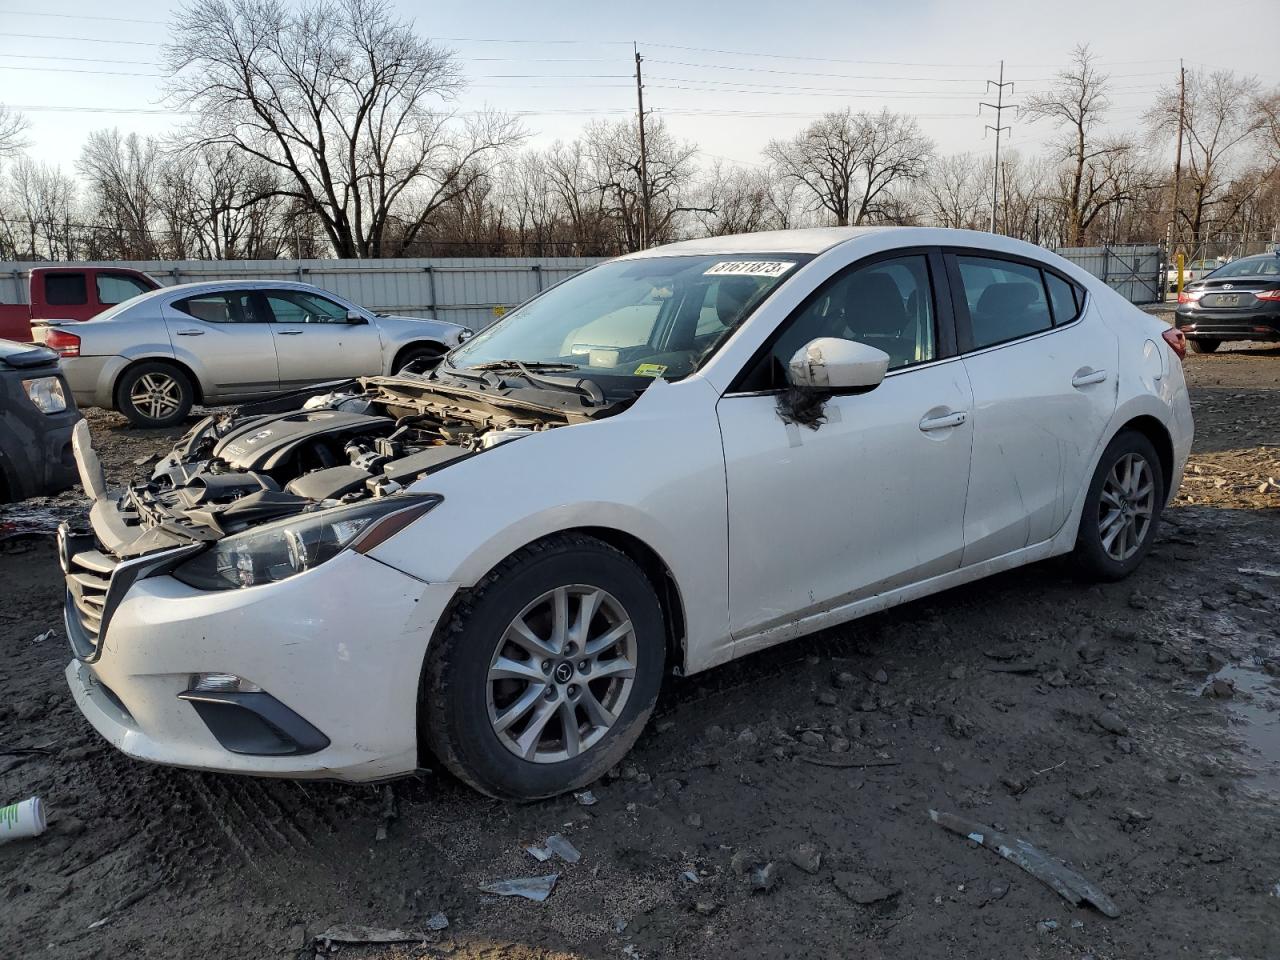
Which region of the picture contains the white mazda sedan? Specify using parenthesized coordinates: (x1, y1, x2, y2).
(62, 228, 1193, 799)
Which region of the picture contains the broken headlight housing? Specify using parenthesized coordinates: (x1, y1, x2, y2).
(172, 495, 441, 590)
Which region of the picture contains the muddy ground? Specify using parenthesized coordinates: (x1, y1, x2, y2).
(2, 337, 1279, 960)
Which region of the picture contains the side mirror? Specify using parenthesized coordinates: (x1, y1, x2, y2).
(787, 338, 889, 391)
(346, 310, 367, 324)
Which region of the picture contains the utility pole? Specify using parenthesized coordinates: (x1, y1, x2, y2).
(1167, 60, 1186, 261)
(634, 43, 651, 250)
(980, 60, 1016, 234)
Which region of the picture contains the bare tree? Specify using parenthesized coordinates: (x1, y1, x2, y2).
(0, 155, 78, 260)
(691, 163, 786, 236)
(77, 129, 164, 259)
(1147, 70, 1264, 244)
(916, 153, 991, 229)
(1023, 44, 1129, 245)
(166, 0, 521, 258)
(766, 109, 932, 226)
(0, 104, 29, 163)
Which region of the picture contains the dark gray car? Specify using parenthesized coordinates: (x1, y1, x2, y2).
(0, 340, 80, 502)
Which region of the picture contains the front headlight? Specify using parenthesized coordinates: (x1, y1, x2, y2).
(172, 495, 441, 590)
(23, 376, 67, 414)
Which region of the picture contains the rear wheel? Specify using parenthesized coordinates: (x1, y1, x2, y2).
(116, 361, 194, 428)
(393, 344, 445, 374)
(1072, 430, 1164, 581)
(421, 534, 666, 800)
(1188, 338, 1220, 354)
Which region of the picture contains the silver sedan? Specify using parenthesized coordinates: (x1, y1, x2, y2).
(34, 280, 469, 427)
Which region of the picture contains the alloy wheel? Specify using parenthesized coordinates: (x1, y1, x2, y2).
(128, 372, 183, 421)
(1098, 452, 1155, 562)
(486, 584, 638, 764)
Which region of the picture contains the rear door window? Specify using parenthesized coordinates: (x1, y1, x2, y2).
(1045, 272, 1081, 325)
(955, 256, 1053, 349)
(173, 291, 267, 323)
(96, 273, 152, 306)
(44, 273, 88, 306)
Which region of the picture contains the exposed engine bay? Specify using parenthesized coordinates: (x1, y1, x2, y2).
(110, 375, 603, 552)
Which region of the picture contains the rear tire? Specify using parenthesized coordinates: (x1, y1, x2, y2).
(1072, 430, 1164, 581)
(421, 534, 666, 800)
(1188, 338, 1220, 354)
(116, 361, 194, 428)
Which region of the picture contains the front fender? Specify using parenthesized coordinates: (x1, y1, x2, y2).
(366, 376, 734, 674)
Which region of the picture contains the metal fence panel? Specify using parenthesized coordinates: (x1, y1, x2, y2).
(0, 256, 606, 330)
(1055, 245, 1162, 304)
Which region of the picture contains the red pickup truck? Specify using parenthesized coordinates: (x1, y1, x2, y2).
(0, 266, 160, 342)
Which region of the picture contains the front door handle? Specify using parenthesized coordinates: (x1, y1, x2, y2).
(1071, 368, 1108, 388)
(276, 329, 304, 336)
(919, 411, 968, 432)
(175, 329, 204, 337)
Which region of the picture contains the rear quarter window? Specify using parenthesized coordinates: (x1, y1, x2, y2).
(44, 274, 88, 306)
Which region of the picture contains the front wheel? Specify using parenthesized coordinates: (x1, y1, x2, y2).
(1072, 430, 1165, 581)
(393, 344, 445, 374)
(421, 534, 666, 800)
(1188, 338, 1220, 354)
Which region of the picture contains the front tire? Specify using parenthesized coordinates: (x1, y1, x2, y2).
(1188, 338, 1220, 354)
(116, 361, 195, 428)
(1072, 430, 1164, 581)
(421, 534, 666, 800)
(393, 344, 445, 374)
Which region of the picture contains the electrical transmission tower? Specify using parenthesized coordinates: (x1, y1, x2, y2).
(980, 61, 1017, 234)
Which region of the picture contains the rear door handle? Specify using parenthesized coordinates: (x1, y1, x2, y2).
(919, 411, 968, 432)
(1071, 368, 1108, 387)
(276, 329, 304, 336)
(175, 329, 204, 337)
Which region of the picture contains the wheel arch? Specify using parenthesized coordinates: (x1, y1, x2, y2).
(391, 340, 447, 373)
(1114, 414, 1174, 493)
(113, 355, 204, 407)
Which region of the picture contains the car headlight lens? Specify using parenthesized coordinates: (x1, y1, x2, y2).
(23, 376, 67, 414)
(172, 495, 441, 590)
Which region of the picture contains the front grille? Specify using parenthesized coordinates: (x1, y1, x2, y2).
(65, 547, 118, 654)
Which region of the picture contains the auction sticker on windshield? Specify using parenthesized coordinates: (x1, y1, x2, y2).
(704, 261, 796, 278)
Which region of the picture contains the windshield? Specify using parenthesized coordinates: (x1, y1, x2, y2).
(1207, 257, 1280, 279)
(446, 254, 809, 382)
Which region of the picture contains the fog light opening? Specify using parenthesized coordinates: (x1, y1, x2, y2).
(189, 673, 263, 694)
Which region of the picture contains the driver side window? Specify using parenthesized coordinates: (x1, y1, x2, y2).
(743, 255, 938, 390)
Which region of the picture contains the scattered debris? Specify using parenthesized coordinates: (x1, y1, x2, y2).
(680, 869, 700, 884)
(478, 874, 559, 902)
(1036, 919, 1059, 934)
(787, 843, 822, 875)
(1237, 567, 1280, 578)
(313, 924, 425, 946)
(832, 872, 900, 905)
(929, 809, 1120, 918)
(797, 755, 900, 769)
(30, 630, 53, 644)
(526, 844, 554, 862)
(0, 796, 46, 843)
(425, 912, 449, 932)
(574, 790, 598, 807)
(544, 834, 581, 864)
(750, 861, 781, 892)
(374, 785, 396, 842)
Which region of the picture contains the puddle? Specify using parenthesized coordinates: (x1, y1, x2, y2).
(0, 501, 76, 539)
(1206, 662, 1280, 800)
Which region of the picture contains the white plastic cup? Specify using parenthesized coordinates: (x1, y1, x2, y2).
(0, 797, 47, 842)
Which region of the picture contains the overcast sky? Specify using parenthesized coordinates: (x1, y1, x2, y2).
(3, 0, 1278, 178)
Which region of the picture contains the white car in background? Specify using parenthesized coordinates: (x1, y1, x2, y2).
(35, 280, 469, 427)
(61, 227, 1193, 800)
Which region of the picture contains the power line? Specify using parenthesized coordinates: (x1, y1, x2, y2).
(0, 8, 167, 24)
(3, 32, 164, 46)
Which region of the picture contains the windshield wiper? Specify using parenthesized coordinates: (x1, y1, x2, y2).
(464, 359, 603, 407)
(468, 360, 581, 372)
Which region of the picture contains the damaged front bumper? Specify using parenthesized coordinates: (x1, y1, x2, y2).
(64, 545, 458, 781)
(61, 426, 459, 781)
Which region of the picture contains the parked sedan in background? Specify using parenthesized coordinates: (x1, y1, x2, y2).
(1174, 252, 1280, 353)
(1165, 257, 1224, 293)
(60, 227, 1193, 800)
(0, 339, 80, 502)
(35, 281, 470, 427)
